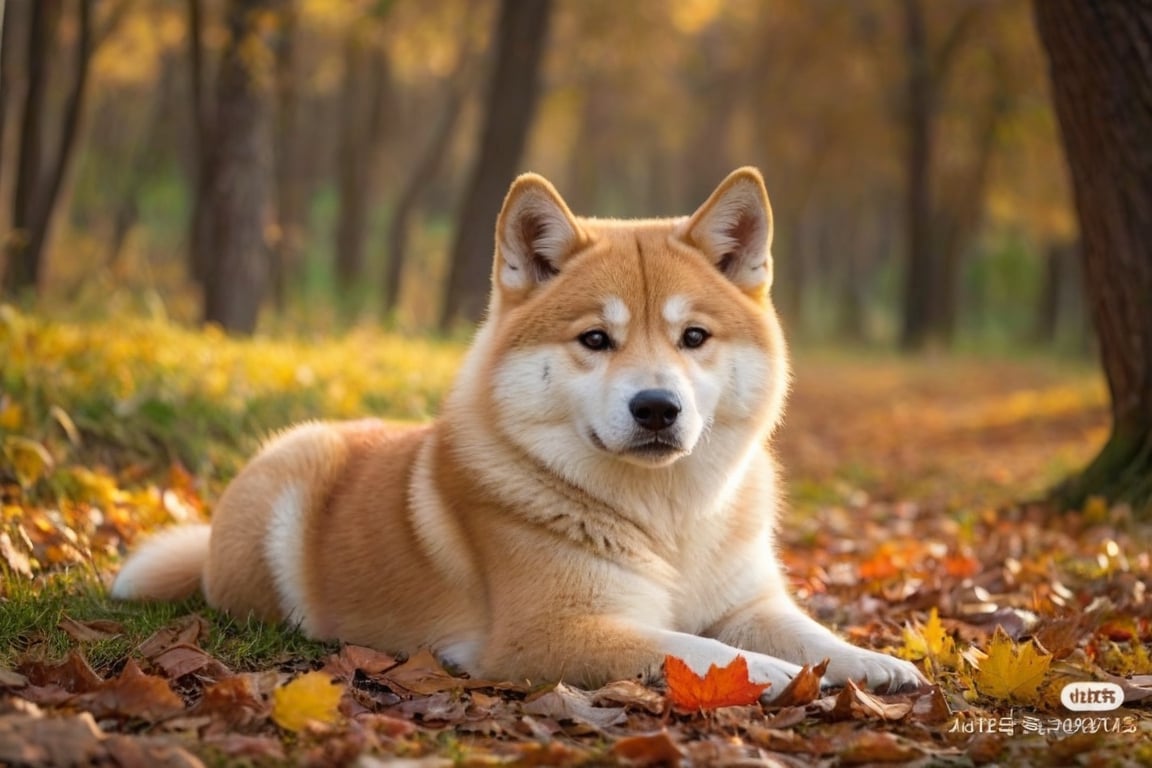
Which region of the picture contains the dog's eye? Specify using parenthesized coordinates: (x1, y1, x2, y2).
(681, 327, 710, 349)
(578, 330, 613, 351)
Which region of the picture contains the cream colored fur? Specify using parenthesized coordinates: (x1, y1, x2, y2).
(111, 168, 925, 697)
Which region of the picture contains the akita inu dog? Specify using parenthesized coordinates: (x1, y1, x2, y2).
(113, 168, 924, 697)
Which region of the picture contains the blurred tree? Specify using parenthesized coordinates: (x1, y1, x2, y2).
(201, 0, 278, 334)
(440, 0, 553, 330)
(270, 0, 299, 310)
(2, 0, 92, 300)
(1035, 0, 1152, 513)
(186, 0, 213, 286)
(382, 2, 481, 319)
(334, 6, 393, 320)
(898, 0, 986, 351)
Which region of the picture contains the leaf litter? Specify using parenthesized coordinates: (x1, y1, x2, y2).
(3, 312, 1152, 764)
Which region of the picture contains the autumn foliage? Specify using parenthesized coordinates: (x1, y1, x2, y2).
(2, 309, 1152, 764)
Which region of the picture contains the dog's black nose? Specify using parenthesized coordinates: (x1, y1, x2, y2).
(629, 389, 681, 431)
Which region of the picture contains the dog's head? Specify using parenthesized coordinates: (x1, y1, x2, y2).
(478, 168, 789, 474)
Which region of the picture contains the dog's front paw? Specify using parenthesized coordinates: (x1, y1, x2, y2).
(823, 649, 927, 693)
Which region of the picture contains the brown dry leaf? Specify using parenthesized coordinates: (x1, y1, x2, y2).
(910, 686, 952, 723)
(20, 649, 103, 693)
(151, 643, 232, 681)
(382, 648, 469, 695)
(137, 615, 211, 659)
(192, 674, 269, 730)
(324, 644, 399, 680)
(522, 682, 627, 731)
(0, 712, 105, 767)
(201, 733, 286, 762)
(58, 616, 124, 642)
(838, 731, 924, 764)
(592, 678, 666, 714)
(611, 729, 686, 766)
(769, 659, 827, 707)
(664, 654, 770, 710)
(76, 658, 185, 721)
(394, 690, 469, 722)
(827, 679, 913, 721)
(103, 734, 206, 768)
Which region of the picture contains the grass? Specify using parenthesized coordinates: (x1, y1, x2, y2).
(1, 567, 334, 673)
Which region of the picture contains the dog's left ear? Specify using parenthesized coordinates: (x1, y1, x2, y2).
(494, 173, 586, 301)
(676, 167, 774, 300)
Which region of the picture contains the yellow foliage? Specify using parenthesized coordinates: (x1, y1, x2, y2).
(902, 609, 960, 671)
(271, 671, 344, 732)
(2, 437, 54, 489)
(974, 627, 1051, 703)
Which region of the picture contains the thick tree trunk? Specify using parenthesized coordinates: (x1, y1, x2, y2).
(440, 0, 552, 331)
(201, 0, 276, 334)
(1035, 0, 1152, 513)
(898, 0, 936, 351)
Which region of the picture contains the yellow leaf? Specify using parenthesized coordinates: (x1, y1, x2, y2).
(0, 399, 23, 431)
(902, 609, 960, 669)
(2, 436, 54, 488)
(271, 671, 343, 732)
(975, 627, 1051, 703)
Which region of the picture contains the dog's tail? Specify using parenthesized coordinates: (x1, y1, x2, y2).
(110, 524, 211, 601)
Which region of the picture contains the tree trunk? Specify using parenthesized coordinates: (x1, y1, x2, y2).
(0, 0, 17, 195)
(271, 1, 301, 310)
(186, 0, 213, 286)
(201, 0, 276, 334)
(334, 30, 392, 320)
(440, 0, 553, 331)
(898, 0, 936, 352)
(1035, 0, 1152, 513)
(382, 5, 479, 318)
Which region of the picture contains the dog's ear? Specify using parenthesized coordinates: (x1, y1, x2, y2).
(494, 173, 586, 300)
(676, 167, 774, 300)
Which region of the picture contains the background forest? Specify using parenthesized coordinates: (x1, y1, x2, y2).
(0, 0, 1081, 350)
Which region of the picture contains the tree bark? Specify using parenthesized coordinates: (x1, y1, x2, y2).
(201, 0, 276, 334)
(898, 0, 936, 351)
(1034, 0, 1152, 513)
(3, 0, 92, 301)
(440, 0, 553, 331)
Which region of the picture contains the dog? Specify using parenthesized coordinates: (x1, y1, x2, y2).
(112, 168, 924, 698)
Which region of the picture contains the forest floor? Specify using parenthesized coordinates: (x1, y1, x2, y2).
(2, 308, 1151, 766)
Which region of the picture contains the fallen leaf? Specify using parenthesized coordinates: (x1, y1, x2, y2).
(592, 678, 666, 714)
(827, 679, 913, 721)
(151, 643, 232, 681)
(839, 731, 923, 764)
(324, 644, 399, 680)
(0, 712, 105, 767)
(0, 531, 33, 577)
(769, 659, 827, 707)
(2, 436, 54, 488)
(975, 626, 1051, 703)
(58, 616, 124, 642)
(75, 658, 185, 721)
(103, 734, 206, 768)
(20, 650, 103, 693)
(382, 648, 467, 695)
(664, 654, 770, 711)
(612, 729, 686, 766)
(523, 682, 627, 730)
(270, 670, 343, 732)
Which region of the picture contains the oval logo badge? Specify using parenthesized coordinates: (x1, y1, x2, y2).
(1061, 682, 1123, 711)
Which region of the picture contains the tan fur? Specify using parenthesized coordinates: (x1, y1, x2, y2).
(113, 168, 925, 695)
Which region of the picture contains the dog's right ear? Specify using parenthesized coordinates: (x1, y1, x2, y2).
(493, 173, 586, 301)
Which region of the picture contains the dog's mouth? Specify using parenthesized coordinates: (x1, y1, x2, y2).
(589, 431, 688, 465)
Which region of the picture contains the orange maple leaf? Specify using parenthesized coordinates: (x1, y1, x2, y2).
(664, 654, 770, 710)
